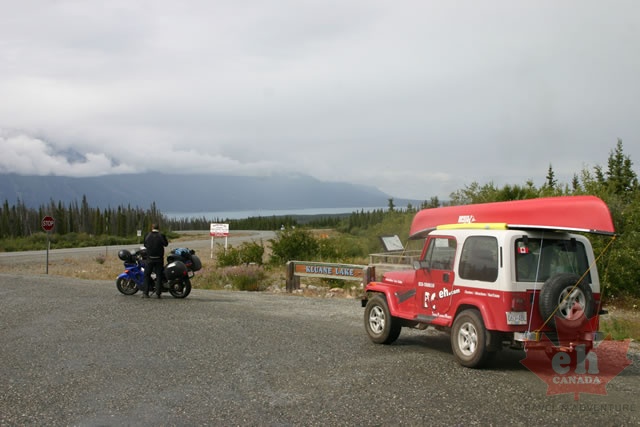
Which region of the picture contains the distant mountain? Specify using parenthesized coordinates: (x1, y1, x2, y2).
(0, 172, 408, 213)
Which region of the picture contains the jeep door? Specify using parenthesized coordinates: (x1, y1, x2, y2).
(415, 236, 457, 318)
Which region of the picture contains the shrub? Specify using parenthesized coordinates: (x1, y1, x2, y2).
(317, 234, 368, 263)
(269, 229, 319, 264)
(216, 244, 242, 267)
(221, 265, 267, 291)
(239, 240, 265, 265)
(216, 241, 264, 267)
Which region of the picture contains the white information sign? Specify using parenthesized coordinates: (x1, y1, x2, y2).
(380, 235, 404, 252)
(210, 223, 229, 237)
(210, 223, 230, 259)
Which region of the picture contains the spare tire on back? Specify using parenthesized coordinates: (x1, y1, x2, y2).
(539, 273, 595, 329)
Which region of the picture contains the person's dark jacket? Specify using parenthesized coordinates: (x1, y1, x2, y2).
(144, 230, 168, 261)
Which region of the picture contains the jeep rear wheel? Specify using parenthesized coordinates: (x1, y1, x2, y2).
(364, 295, 401, 344)
(539, 273, 595, 329)
(451, 309, 490, 368)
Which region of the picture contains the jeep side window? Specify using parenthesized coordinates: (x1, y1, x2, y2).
(459, 236, 498, 282)
(423, 237, 456, 270)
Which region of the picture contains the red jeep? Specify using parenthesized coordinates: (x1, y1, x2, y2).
(362, 196, 615, 368)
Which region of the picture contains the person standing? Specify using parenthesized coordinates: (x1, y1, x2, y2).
(142, 223, 168, 299)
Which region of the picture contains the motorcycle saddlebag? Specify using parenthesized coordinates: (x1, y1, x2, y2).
(164, 261, 187, 280)
(189, 254, 202, 272)
(166, 254, 185, 264)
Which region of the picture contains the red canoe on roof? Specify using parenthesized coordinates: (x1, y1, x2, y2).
(409, 196, 615, 238)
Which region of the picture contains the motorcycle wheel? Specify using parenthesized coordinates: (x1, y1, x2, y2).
(116, 277, 139, 295)
(169, 278, 191, 298)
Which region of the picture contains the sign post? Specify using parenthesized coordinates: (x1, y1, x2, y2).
(210, 223, 230, 259)
(41, 216, 55, 274)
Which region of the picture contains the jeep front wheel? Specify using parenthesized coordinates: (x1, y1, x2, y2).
(364, 295, 401, 344)
(451, 309, 490, 368)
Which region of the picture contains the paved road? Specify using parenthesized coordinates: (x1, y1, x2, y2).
(1, 274, 639, 426)
(0, 230, 276, 265)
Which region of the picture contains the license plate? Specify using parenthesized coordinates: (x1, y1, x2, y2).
(506, 311, 527, 325)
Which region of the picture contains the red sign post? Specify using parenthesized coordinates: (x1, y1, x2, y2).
(41, 216, 55, 274)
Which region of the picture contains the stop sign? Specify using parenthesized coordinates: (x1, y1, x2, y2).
(41, 216, 55, 232)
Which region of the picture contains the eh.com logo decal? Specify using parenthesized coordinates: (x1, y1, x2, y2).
(520, 313, 633, 400)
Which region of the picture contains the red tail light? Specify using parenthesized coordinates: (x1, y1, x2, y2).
(511, 296, 526, 311)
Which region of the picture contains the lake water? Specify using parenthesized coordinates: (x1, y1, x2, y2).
(165, 206, 387, 220)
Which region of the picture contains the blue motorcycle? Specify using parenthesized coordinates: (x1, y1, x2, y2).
(115, 248, 146, 295)
(115, 247, 201, 298)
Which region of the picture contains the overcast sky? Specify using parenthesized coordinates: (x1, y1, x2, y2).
(1, 1, 638, 200)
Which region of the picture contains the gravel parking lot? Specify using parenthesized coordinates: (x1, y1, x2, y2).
(1, 272, 639, 426)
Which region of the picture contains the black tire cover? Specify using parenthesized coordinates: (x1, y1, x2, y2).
(539, 273, 595, 329)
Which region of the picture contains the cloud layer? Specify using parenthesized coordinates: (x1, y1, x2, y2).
(1, 1, 638, 199)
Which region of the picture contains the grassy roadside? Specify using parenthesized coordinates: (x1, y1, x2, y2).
(599, 304, 640, 341)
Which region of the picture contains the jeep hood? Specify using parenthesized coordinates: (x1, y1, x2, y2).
(381, 269, 416, 285)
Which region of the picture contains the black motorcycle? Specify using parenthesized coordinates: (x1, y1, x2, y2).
(116, 247, 202, 299)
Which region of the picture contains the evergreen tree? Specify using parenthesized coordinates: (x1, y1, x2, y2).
(1, 200, 10, 238)
(387, 198, 395, 212)
(545, 164, 557, 189)
(571, 174, 581, 193)
(605, 139, 638, 200)
(80, 195, 90, 233)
